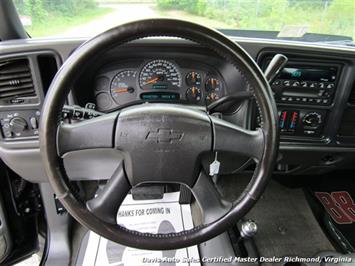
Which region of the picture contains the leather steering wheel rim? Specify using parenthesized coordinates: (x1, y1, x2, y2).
(39, 19, 278, 250)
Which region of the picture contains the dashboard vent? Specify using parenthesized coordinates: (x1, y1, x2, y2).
(0, 59, 36, 100)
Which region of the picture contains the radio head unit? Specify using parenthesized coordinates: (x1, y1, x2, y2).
(270, 64, 339, 106)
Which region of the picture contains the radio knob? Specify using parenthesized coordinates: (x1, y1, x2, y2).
(303, 112, 322, 128)
(9, 117, 28, 133)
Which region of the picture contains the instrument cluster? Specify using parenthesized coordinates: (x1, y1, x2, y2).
(94, 59, 225, 111)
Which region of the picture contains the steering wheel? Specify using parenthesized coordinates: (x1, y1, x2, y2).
(39, 19, 278, 250)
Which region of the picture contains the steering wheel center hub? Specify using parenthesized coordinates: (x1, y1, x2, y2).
(115, 104, 212, 186)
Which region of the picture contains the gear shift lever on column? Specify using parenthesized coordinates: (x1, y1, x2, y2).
(207, 54, 288, 114)
(264, 53, 288, 83)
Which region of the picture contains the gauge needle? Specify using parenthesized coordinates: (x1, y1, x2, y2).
(113, 88, 129, 93)
(113, 87, 134, 93)
(144, 77, 160, 85)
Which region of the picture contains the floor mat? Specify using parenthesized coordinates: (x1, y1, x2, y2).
(78, 192, 200, 266)
(218, 175, 334, 258)
(307, 172, 355, 252)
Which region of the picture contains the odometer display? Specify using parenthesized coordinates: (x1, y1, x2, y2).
(141, 92, 180, 101)
(139, 60, 181, 90)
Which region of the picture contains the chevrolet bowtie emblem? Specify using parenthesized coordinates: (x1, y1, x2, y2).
(146, 128, 184, 144)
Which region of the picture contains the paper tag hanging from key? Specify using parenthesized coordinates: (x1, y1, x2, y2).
(209, 152, 221, 176)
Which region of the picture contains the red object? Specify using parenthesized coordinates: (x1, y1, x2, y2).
(315, 191, 355, 224)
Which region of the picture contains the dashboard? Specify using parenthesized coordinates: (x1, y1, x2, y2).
(0, 37, 355, 183)
(93, 58, 226, 112)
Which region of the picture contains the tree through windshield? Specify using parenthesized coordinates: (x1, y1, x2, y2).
(13, 0, 354, 44)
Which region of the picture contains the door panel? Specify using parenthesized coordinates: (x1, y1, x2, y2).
(0, 195, 12, 263)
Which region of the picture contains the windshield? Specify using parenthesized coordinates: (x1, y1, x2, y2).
(13, 0, 354, 46)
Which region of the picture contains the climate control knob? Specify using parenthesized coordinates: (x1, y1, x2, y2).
(9, 117, 28, 133)
(302, 112, 322, 128)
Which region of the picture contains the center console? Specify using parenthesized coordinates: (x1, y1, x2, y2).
(259, 54, 342, 139)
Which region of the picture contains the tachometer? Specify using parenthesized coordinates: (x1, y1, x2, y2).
(110, 70, 137, 104)
(139, 60, 181, 90)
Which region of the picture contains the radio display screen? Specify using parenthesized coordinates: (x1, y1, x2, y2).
(277, 66, 337, 82)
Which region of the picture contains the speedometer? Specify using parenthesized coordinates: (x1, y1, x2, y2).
(139, 60, 181, 90)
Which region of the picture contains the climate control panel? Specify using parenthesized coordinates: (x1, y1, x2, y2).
(278, 109, 326, 137)
(0, 110, 40, 139)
